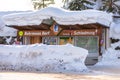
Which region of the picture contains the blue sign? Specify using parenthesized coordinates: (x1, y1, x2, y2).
(54, 24, 59, 32)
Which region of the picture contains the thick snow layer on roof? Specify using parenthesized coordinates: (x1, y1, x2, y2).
(0, 12, 18, 36)
(0, 11, 17, 29)
(2, 7, 113, 26)
(0, 11, 31, 36)
(110, 22, 120, 39)
(0, 27, 17, 36)
(0, 44, 88, 72)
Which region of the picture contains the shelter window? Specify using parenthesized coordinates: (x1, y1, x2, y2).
(75, 36, 99, 53)
(42, 37, 58, 45)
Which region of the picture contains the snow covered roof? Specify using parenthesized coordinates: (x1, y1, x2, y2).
(0, 27, 17, 36)
(2, 7, 113, 27)
(0, 11, 18, 36)
(0, 11, 31, 36)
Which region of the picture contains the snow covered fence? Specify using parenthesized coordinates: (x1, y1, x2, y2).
(0, 43, 88, 72)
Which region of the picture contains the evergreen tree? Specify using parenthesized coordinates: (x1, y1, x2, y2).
(62, 0, 70, 9)
(99, 0, 120, 14)
(31, 0, 55, 10)
(65, 0, 94, 10)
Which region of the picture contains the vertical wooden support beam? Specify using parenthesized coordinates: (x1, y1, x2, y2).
(105, 28, 107, 49)
(99, 26, 103, 56)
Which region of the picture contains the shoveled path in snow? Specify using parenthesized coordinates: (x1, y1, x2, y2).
(0, 71, 120, 80)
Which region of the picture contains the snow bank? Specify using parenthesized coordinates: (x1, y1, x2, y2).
(2, 7, 112, 26)
(95, 20, 120, 66)
(0, 44, 88, 72)
(95, 41, 120, 67)
(95, 17, 120, 69)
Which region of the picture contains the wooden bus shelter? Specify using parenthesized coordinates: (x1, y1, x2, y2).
(8, 20, 109, 57)
(3, 7, 112, 65)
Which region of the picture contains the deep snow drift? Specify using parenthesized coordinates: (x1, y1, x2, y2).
(95, 45, 120, 66)
(91, 41, 120, 74)
(0, 43, 88, 72)
(95, 22, 120, 67)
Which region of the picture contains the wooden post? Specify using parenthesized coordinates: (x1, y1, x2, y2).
(99, 27, 103, 56)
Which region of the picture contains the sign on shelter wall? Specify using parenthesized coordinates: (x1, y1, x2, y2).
(18, 29, 99, 36)
(59, 29, 99, 36)
(18, 23, 100, 36)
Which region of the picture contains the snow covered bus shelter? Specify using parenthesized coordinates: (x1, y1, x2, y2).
(2, 7, 113, 65)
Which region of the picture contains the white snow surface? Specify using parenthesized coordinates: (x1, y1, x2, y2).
(110, 22, 120, 39)
(0, 43, 88, 72)
(115, 1, 120, 6)
(0, 11, 31, 36)
(2, 7, 112, 26)
(0, 27, 17, 36)
(95, 41, 120, 67)
(0, 12, 17, 36)
(0, 11, 17, 36)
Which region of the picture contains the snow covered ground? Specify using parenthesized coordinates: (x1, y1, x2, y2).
(1, 43, 120, 76)
(89, 47, 120, 74)
(0, 43, 88, 73)
(1, 72, 120, 80)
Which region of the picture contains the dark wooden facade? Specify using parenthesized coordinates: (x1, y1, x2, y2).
(8, 22, 109, 57)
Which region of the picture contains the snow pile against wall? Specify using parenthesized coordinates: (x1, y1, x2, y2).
(0, 44, 88, 72)
(95, 41, 120, 66)
(2, 7, 112, 26)
(95, 46, 120, 66)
